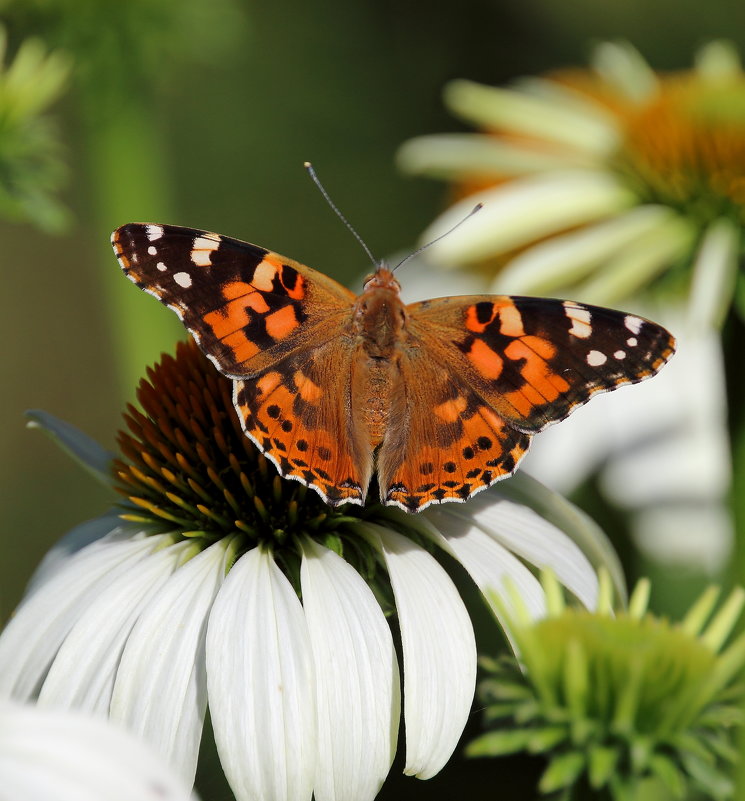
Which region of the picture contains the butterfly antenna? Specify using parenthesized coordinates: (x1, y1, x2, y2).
(304, 161, 379, 270)
(393, 203, 483, 272)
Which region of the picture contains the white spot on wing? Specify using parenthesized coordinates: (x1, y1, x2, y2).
(614, 350, 626, 359)
(156, 262, 167, 272)
(586, 350, 607, 366)
(174, 271, 192, 288)
(627, 337, 638, 347)
(191, 235, 219, 266)
(148, 245, 157, 256)
(564, 302, 592, 339)
(624, 315, 643, 334)
(146, 225, 164, 241)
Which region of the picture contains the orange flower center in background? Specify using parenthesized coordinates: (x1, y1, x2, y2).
(617, 75, 745, 221)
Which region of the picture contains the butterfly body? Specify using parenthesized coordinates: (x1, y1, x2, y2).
(113, 223, 676, 512)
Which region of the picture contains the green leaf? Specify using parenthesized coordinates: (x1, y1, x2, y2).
(539, 751, 586, 793)
(25, 409, 114, 488)
(587, 744, 618, 789)
(527, 725, 567, 753)
(681, 752, 734, 799)
(466, 729, 533, 756)
(648, 753, 686, 797)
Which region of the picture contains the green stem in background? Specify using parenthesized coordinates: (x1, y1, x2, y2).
(731, 420, 745, 797)
(80, 92, 180, 396)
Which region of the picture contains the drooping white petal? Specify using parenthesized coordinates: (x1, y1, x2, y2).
(420, 170, 635, 267)
(434, 488, 598, 611)
(37, 540, 189, 714)
(0, 701, 196, 801)
(494, 205, 677, 295)
(110, 539, 232, 785)
(24, 410, 114, 488)
(397, 133, 592, 179)
(578, 213, 695, 304)
(362, 523, 476, 779)
(25, 512, 123, 595)
(443, 79, 619, 156)
(206, 546, 315, 801)
(687, 217, 739, 332)
(494, 472, 624, 604)
(0, 529, 162, 701)
(417, 508, 546, 624)
(300, 538, 400, 801)
(591, 40, 658, 103)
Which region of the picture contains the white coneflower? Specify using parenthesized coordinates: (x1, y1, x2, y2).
(0, 699, 196, 801)
(398, 41, 742, 572)
(0, 340, 614, 801)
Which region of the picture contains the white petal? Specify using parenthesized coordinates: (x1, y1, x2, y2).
(631, 503, 733, 574)
(418, 508, 546, 625)
(0, 530, 161, 701)
(420, 170, 635, 267)
(443, 79, 619, 155)
(0, 701, 196, 801)
(37, 541, 188, 714)
(26, 512, 123, 595)
(206, 547, 315, 801)
(687, 217, 739, 332)
(436, 487, 598, 611)
(695, 40, 742, 80)
(591, 41, 658, 103)
(300, 539, 399, 801)
(363, 523, 475, 779)
(24, 410, 114, 488)
(396, 133, 592, 179)
(494, 472, 623, 604)
(397, 253, 489, 305)
(110, 540, 231, 785)
(494, 205, 677, 295)
(600, 328, 730, 505)
(578, 213, 694, 304)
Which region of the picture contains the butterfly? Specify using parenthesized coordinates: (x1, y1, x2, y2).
(112, 223, 676, 512)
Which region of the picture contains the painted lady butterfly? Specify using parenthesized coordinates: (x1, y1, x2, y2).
(112, 223, 675, 512)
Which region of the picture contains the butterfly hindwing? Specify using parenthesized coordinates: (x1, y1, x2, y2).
(233, 338, 373, 506)
(112, 223, 355, 378)
(377, 351, 531, 512)
(407, 295, 676, 433)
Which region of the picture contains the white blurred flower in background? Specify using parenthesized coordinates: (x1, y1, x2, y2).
(399, 40, 743, 573)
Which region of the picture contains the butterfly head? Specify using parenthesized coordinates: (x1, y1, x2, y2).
(361, 264, 401, 294)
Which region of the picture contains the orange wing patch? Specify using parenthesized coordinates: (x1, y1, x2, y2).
(377, 355, 531, 512)
(232, 342, 372, 507)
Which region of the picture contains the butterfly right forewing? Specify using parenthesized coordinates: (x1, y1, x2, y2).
(407, 294, 676, 433)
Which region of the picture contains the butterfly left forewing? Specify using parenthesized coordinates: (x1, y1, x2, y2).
(112, 223, 356, 378)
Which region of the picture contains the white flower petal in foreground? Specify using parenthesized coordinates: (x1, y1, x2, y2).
(207, 546, 315, 801)
(0, 342, 617, 801)
(0, 700, 196, 801)
(111, 538, 234, 784)
(301, 538, 399, 801)
(363, 523, 476, 779)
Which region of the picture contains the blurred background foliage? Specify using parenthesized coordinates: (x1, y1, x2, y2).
(1, 0, 745, 798)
